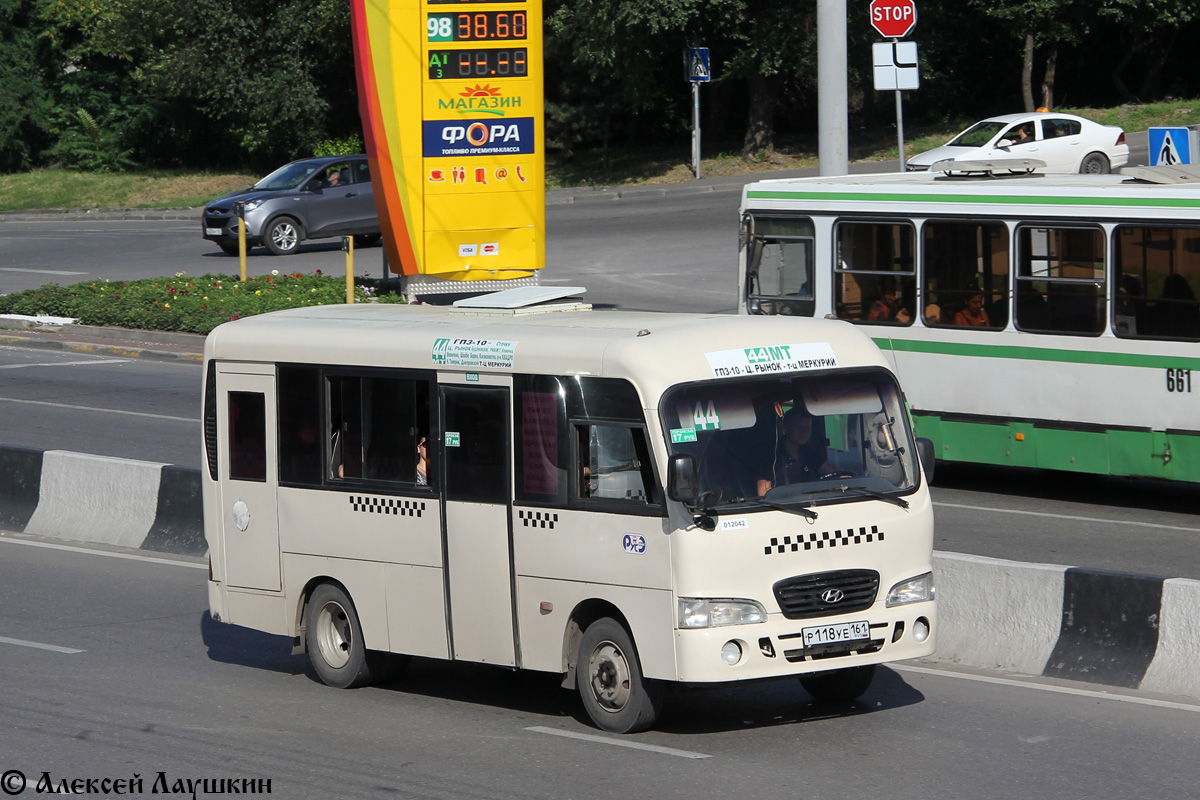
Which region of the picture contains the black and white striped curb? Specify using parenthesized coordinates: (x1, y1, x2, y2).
(2, 443, 1196, 701)
(0, 445, 204, 556)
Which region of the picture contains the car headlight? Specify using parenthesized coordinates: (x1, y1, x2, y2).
(886, 572, 934, 607)
(243, 198, 266, 211)
(678, 598, 766, 629)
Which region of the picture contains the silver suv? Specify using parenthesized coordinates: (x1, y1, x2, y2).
(201, 155, 380, 256)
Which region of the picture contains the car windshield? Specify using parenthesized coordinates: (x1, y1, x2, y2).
(947, 121, 1006, 147)
(662, 370, 919, 509)
(253, 161, 321, 191)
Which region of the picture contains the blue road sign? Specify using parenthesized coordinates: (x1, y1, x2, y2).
(687, 48, 711, 82)
(1149, 127, 1193, 166)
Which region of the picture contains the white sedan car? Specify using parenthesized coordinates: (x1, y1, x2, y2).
(906, 112, 1129, 174)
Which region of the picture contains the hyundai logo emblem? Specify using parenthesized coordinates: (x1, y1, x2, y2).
(820, 588, 845, 604)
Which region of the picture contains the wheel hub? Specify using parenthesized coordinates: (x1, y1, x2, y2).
(588, 641, 632, 712)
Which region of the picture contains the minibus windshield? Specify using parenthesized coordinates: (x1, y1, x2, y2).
(662, 370, 918, 508)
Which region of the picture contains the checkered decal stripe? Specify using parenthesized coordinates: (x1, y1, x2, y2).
(519, 510, 558, 529)
(764, 525, 884, 555)
(348, 496, 425, 517)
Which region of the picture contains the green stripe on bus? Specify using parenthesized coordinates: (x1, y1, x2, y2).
(744, 190, 1200, 209)
(872, 336, 1200, 370)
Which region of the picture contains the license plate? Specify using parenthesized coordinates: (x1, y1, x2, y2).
(801, 620, 871, 648)
(205, 227, 223, 236)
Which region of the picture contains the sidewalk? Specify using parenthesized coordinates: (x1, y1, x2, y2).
(0, 320, 204, 362)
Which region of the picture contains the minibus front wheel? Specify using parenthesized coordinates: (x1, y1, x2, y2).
(576, 617, 664, 734)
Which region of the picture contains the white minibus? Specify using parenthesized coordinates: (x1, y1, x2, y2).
(203, 294, 936, 732)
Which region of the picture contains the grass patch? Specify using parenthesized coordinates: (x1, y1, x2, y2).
(0, 168, 257, 212)
(0, 271, 405, 336)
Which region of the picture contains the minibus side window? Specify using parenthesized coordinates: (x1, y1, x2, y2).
(278, 366, 322, 485)
(514, 376, 568, 504)
(577, 424, 658, 505)
(320, 371, 431, 488)
(228, 392, 266, 482)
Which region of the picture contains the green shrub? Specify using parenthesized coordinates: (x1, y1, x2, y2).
(0, 270, 401, 335)
(313, 134, 365, 157)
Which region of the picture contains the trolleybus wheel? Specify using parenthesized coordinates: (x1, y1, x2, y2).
(799, 664, 877, 703)
(576, 617, 664, 733)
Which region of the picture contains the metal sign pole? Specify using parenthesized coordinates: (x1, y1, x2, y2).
(693, 82, 701, 179)
(895, 86, 906, 172)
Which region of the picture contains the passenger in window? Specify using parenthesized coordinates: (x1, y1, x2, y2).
(416, 434, 429, 486)
(870, 277, 905, 322)
(954, 290, 992, 327)
(757, 406, 835, 496)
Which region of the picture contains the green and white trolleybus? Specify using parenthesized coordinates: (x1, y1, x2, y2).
(738, 164, 1200, 483)
(202, 293, 936, 732)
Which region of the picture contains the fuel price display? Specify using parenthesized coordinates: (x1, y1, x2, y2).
(427, 11, 528, 42)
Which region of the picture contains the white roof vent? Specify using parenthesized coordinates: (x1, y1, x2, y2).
(1122, 165, 1200, 185)
(931, 157, 1046, 177)
(451, 285, 590, 315)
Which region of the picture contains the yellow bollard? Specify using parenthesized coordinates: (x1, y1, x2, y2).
(235, 200, 248, 283)
(343, 235, 355, 304)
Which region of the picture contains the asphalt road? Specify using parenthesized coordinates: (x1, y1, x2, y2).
(3, 537, 1198, 800)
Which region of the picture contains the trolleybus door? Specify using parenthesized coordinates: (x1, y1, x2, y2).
(440, 384, 517, 666)
(215, 366, 281, 592)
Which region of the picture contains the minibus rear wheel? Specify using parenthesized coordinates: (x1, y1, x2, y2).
(576, 617, 664, 733)
(799, 664, 877, 703)
(307, 583, 377, 689)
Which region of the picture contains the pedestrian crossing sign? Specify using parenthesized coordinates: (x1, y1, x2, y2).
(1149, 127, 1197, 166)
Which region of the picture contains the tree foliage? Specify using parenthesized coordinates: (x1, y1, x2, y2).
(1, 0, 1200, 173)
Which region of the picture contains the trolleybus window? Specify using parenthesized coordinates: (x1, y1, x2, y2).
(1015, 226, 1105, 335)
(743, 216, 815, 317)
(922, 221, 1009, 329)
(1113, 225, 1200, 340)
(834, 221, 915, 325)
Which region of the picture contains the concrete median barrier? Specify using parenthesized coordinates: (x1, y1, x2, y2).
(0, 445, 205, 556)
(0, 445, 1195, 700)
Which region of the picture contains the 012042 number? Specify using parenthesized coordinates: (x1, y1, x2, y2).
(1166, 368, 1193, 393)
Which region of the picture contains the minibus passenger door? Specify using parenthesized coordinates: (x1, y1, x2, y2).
(440, 384, 516, 666)
(216, 367, 281, 592)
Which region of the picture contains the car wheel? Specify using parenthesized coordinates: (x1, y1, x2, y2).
(265, 217, 302, 255)
(576, 617, 664, 733)
(218, 243, 240, 256)
(1080, 153, 1111, 174)
(354, 234, 381, 248)
(799, 664, 876, 703)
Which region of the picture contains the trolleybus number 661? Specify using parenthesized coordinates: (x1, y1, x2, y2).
(1166, 368, 1192, 393)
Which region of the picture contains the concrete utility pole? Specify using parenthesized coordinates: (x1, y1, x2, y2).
(817, 0, 849, 176)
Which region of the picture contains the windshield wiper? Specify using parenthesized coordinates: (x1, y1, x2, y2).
(829, 484, 909, 510)
(754, 497, 819, 522)
(688, 494, 818, 528)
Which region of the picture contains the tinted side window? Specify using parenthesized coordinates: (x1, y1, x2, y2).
(577, 424, 658, 506)
(353, 160, 371, 183)
(515, 376, 568, 504)
(834, 221, 916, 325)
(326, 372, 431, 488)
(1113, 226, 1200, 340)
(228, 392, 266, 482)
(922, 221, 1009, 329)
(1016, 226, 1105, 335)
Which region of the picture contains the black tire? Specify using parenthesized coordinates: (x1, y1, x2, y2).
(264, 217, 302, 255)
(354, 233, 381, 248)
(1079, 153, 1111, 174)
(218, 242, 240, 256)
(306, 583, 378, 689)
(576, 617, 664, 733)
(799, 664, 877, 703)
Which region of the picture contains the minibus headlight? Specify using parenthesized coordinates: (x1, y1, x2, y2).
(678, 599, 767, 629)
(886, 572, 935, 607)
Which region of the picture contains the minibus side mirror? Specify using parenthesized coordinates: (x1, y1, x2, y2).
(916, 437, 936, 484)
(667, 453, 700, 504)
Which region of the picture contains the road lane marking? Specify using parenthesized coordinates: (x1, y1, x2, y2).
(0, 635, 85, 654)
(0, 396, 198, 423)
(896, 665, 1200, 713)
(0, 268, 87, 275)
(0, 536, 207, 568)
(525, 726, 711, 759)
(0, 358, 129, 369)
(933, 501, 1200, 534)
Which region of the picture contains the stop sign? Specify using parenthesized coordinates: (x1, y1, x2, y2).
(870, 0, 917, 38)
